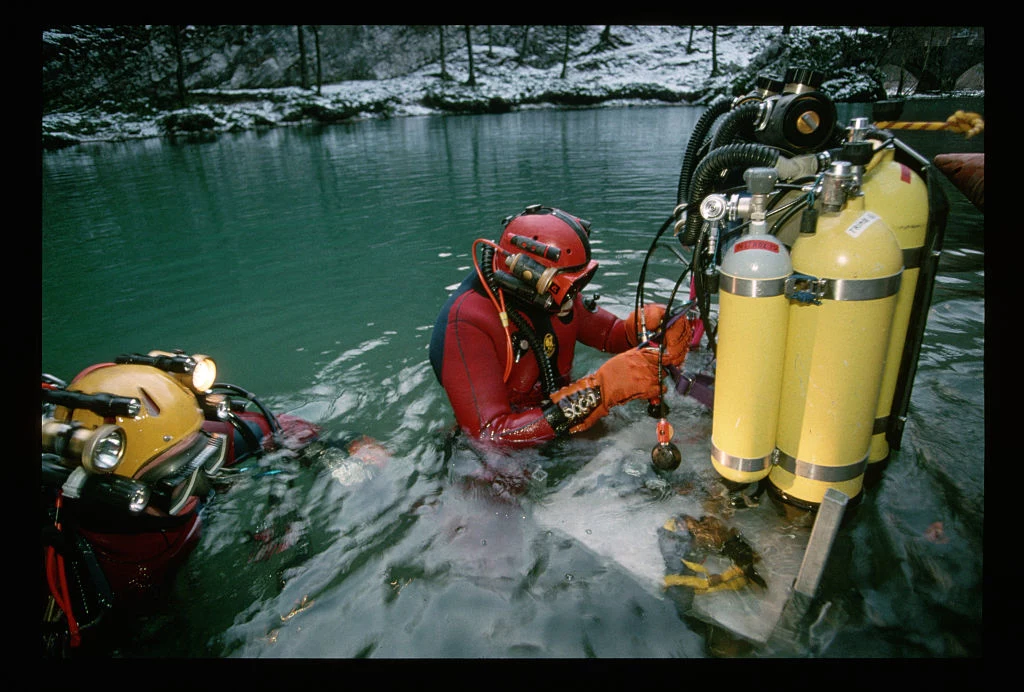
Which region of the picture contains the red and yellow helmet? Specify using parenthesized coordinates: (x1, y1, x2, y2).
(494, 204, 598, 310)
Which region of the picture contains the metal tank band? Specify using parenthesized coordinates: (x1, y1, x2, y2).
(787, 271, 902, 303)
(774, 449, 870, 483)
(872, 416, 888, 435)
(903, 247, 923, 270)
(711, 444, 773, 474)
(719, 275, 788, 298)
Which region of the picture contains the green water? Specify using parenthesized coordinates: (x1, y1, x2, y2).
(41, 98, 984, 658)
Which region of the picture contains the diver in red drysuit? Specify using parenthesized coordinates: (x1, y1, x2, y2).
(429, 204, 692, 448)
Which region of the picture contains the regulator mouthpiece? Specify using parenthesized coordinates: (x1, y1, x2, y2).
(492, 270, 557, 311)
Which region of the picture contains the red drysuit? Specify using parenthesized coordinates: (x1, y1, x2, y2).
(429, 273, 636, 447)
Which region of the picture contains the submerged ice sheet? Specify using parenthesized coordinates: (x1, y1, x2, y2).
(531, 422, 813, 645)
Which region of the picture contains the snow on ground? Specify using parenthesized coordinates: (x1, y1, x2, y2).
(42, 26, 782, 146)
(42, 26, 979, 148)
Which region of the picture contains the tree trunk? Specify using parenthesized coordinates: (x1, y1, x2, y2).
(519, 26, 530, 63)
(297, 25, 309, 90)
(487, 25, 494, 57)
(464, 25, 476, 86)
(560, 26, 571, 78)
(172, 26, 187, 108)
(687, 25, 694, 54)
(312, 25, 322, 95)
(439, 25, 452, 80)
(710, 25, 719, 76)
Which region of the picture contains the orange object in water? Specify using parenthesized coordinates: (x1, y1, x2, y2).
(657, 418, 674, 444)
(934, 153, 984, 213)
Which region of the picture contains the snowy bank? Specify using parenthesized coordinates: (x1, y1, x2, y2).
(41, 25, 982, 150)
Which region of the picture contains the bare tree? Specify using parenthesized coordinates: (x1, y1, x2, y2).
(171, 25, 188, 108)
(884, 27, 923, 96)
(464, 25, 476, 86)
(438, 25, 453, 81)
(519, 26, 530, 63)
(311, 25, 323, 94)
(710, 25, 719, 76)
(580, 24, 626, 56)
(686, 25, 695, 54)
(297, 25, 309, 90)
(560, 26, 571, 78)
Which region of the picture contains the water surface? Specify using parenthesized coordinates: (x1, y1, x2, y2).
(41, 98, 984, 658)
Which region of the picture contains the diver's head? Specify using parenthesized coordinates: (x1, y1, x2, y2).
(493, 204, 598, 314)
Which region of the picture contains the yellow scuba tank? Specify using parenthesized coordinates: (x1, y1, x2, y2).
(854, 130, 929, 471)
(710, 168, 792, 485)
(769, 162, 904, 509)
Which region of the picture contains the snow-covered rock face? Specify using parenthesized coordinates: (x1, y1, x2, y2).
(41, 25, 983, 149)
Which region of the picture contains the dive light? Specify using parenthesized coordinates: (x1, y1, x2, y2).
(42, 421, 127, 474)
(116, 350, 217, 392)
(41, 388, 141, 418)
(58, 466, 151, 513)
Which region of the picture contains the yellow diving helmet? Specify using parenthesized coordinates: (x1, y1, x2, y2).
(53, 352, 225, 515)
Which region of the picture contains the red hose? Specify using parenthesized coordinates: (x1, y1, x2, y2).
(45, 493, 82, 648)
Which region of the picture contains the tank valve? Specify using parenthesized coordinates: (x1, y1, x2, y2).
(743, 167, 779, 234)
(822, 162, 855, 212)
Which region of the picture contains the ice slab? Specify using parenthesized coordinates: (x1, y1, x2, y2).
(532, 446, 813, 645)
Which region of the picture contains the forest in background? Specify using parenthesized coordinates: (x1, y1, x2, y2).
(42, 25, 984, 115)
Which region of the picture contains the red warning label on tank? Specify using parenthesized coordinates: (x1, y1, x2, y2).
(734, 239, 779, 253)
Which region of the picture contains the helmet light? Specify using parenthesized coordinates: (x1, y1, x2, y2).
(79, 474, 151, 513)
(81, 423, 126, 473)
(190, 354, 217, 392)
(202, 393, 231, 420)
(116, 350, 217, 393)
(126, 484, 150, 513)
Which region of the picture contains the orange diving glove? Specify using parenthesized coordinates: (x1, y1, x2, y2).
(547, 347, 667, 434)
(624, 303, 668, 346)
(653, 310, 694, 368)
(543, 308, 695, 435)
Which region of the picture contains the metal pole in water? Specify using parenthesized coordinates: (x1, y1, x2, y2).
(794, 487, 849, 597)
(768, 488, 849, 651)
